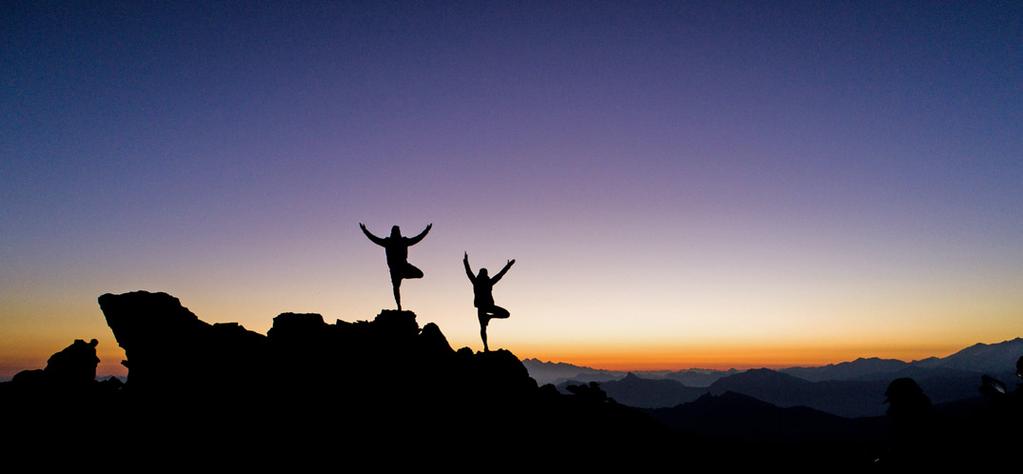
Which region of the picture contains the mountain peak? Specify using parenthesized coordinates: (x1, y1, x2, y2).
(744, 368, 786, 377)
(917, 336, 1023, 372)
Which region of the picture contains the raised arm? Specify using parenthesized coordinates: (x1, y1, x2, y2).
(491, 259, 515, 284)
(407, 223, 432, 246)
(463, 252, 475, 282)
(359, 223, 386, 246)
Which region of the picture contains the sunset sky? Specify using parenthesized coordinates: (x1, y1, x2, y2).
(2, 1, 1021, 377)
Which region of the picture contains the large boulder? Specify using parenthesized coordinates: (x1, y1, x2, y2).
(98, 291, 267, 392)
(8, 339, 101, 390)
(44, 338, 100, 386)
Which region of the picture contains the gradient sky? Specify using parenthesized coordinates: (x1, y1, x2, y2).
(2, 1, 1021, 377)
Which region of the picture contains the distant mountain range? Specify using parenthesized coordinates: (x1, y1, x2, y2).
(780, 338, 1023, 382)
(522, 358, 736, 386)
(532, 337, 1022, 417)
(521, 358, 628, 386)
(710, 368, 1000, 417)
(780, 357, 909, 382)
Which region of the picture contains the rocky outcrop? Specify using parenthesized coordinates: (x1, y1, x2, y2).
(89, 290, 662, 444)
(0, 290, 667, 460)
(99, 291, 268, 393)
(97, 291, 543, 407)
(8, 339, 103, 390)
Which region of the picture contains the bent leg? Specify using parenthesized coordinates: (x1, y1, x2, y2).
(488, 305, 510, 319)
(403, 263, 424, 279)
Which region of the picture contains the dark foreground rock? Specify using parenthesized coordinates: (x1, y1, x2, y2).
(3, 291, 1020, 467)
(3, 291, 666, 458)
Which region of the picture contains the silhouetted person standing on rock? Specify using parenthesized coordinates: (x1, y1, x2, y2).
(360, 222, 431, 310)
(463, 251, 515, 352)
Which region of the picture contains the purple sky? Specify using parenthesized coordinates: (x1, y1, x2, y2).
(2, 1, 1021, 374)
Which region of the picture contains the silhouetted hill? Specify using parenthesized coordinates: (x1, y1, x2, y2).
(709, 368, 889, 417)
(779, 338, 1023, 383)
(650, 391, 867, 440)
(659, 368, 738, 387)
(557, 372, 707, 408)
(782, 357, 910, 382)
(647, 392, 886, 466)
(913, 337, 1023, 373)
(707, 367, 1014, 418)
(522, 358, 625, 385)
(850, 365, 980, 381)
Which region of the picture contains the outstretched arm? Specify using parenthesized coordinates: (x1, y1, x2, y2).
(407, 223, 432, 246)
(359, 223, 386, 246)
(491, 259, 515, 284)
(463, 252, 475, 282)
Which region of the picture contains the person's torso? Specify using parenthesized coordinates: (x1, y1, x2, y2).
(384, 239, 408, 265)
(473, 279, 494, 307)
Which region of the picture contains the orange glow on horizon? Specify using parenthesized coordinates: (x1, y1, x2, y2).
(513, 342, 965, 372)
(0, 334, 985, 379)
(1, 331, 1014, 380)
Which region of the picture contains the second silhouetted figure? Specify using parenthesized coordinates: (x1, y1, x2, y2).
(463, 251, 515, 352)
(360, 222, 431, 311)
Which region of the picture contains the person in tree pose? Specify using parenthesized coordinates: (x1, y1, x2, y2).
(463, 251, 515, 352)
(360, 222, 432, 310)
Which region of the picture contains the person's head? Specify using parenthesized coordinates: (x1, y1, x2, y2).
(390, 225, 401, 238)
(478, 268, 489, 279)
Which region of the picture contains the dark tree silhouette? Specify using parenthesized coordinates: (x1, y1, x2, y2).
(360, 222, 431, 310)
(881, 377, 935, 467)
(885, 377, 932, 420)
(463, 252, 514, 352)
